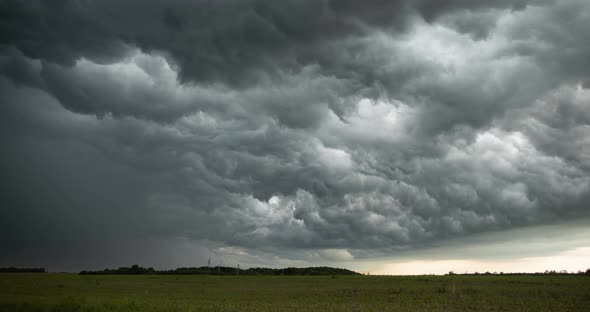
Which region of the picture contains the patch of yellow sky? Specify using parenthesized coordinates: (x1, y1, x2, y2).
(370, 247, 590, 275)
(346, 219, 590, 275)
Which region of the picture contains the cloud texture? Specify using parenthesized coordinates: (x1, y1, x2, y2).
(1, 0, 589, 268)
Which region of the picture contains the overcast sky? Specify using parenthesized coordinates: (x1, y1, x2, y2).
(1, 0, 589, 274)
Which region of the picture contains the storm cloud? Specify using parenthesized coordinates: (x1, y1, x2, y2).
(1, 0, 589, 270)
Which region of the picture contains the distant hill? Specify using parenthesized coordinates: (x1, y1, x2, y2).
(79, 265, 360, 276)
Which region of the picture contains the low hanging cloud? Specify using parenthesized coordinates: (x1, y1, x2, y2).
(1, 0, 589, 268)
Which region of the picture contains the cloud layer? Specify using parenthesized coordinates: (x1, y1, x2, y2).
(1, 0, 589, 267)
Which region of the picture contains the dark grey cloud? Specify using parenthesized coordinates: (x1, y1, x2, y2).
(0, 0, 543, 85)
(1, 0, 589, 269)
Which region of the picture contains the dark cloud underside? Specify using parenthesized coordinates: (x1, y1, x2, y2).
(1, 0, 589, 268)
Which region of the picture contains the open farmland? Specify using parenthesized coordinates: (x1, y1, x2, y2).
(1, 273, 589, 311)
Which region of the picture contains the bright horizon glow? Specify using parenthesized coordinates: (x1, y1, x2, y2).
(367, 247, 590, 275)
(344, 219, 590, 275)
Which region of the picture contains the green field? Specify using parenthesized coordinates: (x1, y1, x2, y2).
(1, 273, 589, 311)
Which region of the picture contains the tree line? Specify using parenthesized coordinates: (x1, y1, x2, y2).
(0, 267, 46, 273)
(446, 269, 590, 276)
(79, 265, 360, 276)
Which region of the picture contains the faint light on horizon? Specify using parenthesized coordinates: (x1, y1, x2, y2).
(369, 247, 590, 275)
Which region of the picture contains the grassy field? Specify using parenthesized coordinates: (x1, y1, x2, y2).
(1, 273, 589, 311)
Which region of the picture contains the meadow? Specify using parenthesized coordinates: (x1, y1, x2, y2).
(1, 273, 589, 311)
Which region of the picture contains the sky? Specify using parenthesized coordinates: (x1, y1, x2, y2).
(1, 0, 589, 274)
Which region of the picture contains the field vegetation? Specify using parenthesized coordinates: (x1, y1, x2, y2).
(1, 271, 589, 311)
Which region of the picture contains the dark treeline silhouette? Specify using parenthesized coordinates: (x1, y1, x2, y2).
(446, 269, 590, 276)
(0, 267, 46, 273)
(79, 265, 360, 276)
